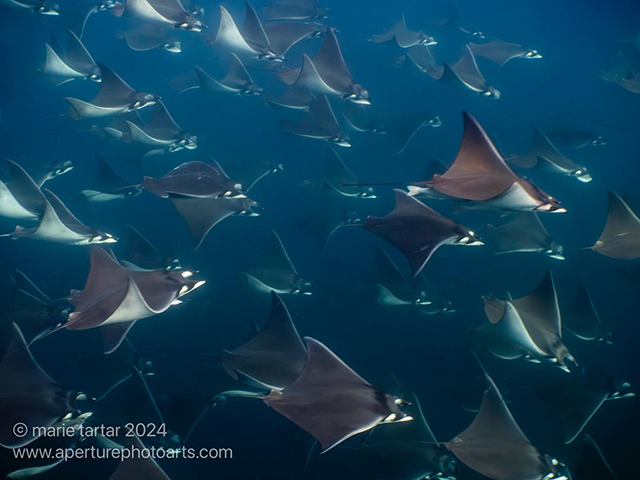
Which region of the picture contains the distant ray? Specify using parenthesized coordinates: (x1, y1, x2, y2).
(363, 189, 482, 277)
(439, 45, 500, 98)
(223, 157, 283, 193)
(81, 154, 141, 202)
(263, 337, 411, 452)
(221, 292, 307, 390)
(405, 45, 443, 79)
(469, 40, 541, 67)
(0, 0, 59, 15)
(123, 23, 181, 53)
(382, 111, 442, 154)
(65, 63, 158, 120)
(341, 102, 384, 134)
(263, 21, 326, 58)
(282, 94, 351, 146)
(124, 225, 181, 271)
(599, 51, 634, 83)
(370, 14, 436, 48)
(442, 0, 484, 38)
(41, 29, 101, 84)
(303, 147, 374, 198)
(445, 368, 566, 480)
(487, 213, 564, 259)
(64, 1, 122, 38)
(620, 71, 640, 93)
(409, 112, 566, 214)
(0, 323, 77, 448)
(547, 128, 606, 148)
(529, 370, 634, 444)
(283, 29, 370, 104)
(563, 282, 611, 343)
(0, 160, 46, 220)
(244, 230, 312, 294)
(29, 159, 74, 187)
(590, 191, 640, 260)
(190, 56, 264, 96)
(262, 0, 330, 21)
(117, 0, 205, 31)
(508, 126, 592, 182)
(9, 189, 117, 245)
(66, 248, 204, 353)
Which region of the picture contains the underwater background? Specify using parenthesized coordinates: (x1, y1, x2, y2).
(0, 0, 639, 479)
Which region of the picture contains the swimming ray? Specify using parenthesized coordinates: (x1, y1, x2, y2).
(281, 94, 351, 146)
(563, 282, 611, 343)
(469, 40, 541, 67)
(508, 126, 592, 182)
(285, 29, 370, 104)
(383, 111, 442, 154)
(108, 436, 171, 479)
(370, 14, 436, 48)
(0, 0, 59, 15)
(442, 0, 484, 37)
(0, 160, 46, 220)
(124, 226, 181, 271)
(190, 56, 264, 96)
(590, 191, 640, 260)
(263, 337, 411, 452)
(9, 189, 117, 245)
(266, 86, 314, 110)
(41, 29, 101, 84)
(262, 0, 330, 21)
(65, 63, 158, 120)
(303, 147, 374, 198)
(405, 45, 443, 79)
(445, 368, 567, 480)
(29, 160, 74, 187)
(221, 292, 307, 390)
(408, 112, 565, 214)
(123, 23, 181, 53)
(341, 102, 384, 133)
(223, 158, 283, 193)
(243, 230, 311, 294)
(547, 128, 606, 148)
(171, 195, 260, 250)
(0, 323, 78, 448)
(487, 213, 564, 259)
(363, 189, 483, 277)
(369, 247, 430, 307)
(81, 154, 141, 202)
(439, 45, 500, 98)
(64, 1, 122, 38)
(599, 51, 634, 83)
(529, 370, 634, 444)
(117, 0, 205, 32)
(263, 21, 326, 58)
(620, 71, 640, 93)
(66, 248, 204, 353)
(125, 100, 198, 157)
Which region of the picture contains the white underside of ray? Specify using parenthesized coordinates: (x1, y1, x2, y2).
(42, 44, 85, 78)
(494, 302, 548, 359)
(294, 55, 341, 97)
(81, 190, 124, 202)
(481, 182, 542, 211)
(216, 6, 260, 56)
(101, 278, 164, 325)
(126, 0, 174, 25)
(243, 273, 294, 294)
(0, 181, 39, 219)
(66, 98, 127, 119)
(126, 121, 177, 146)
(376, 285, 411, 306)
(24, 201, 88, 244)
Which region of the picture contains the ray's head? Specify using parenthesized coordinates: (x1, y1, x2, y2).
(570, 167, 592, 183)
(89, 231, 118, 244)
(98, 0, 120, 11)
(330, 132, 352, 148)
(163, 41, 182, 54)
(418, 32, 437, 46)
(130, 93, 159, 111)
(87, 66, 102, 83)
(175, 19, 207, 32)
(52, 160, 75, 179)
(240, 83, 265, 96)
(591, 135, 606, 146)
(481, 86, 500, 99)
(34, 2, 60, 15)
(344, 84, 370, 105)
(451, 227, 484, 246)
(524, 49, 542, 59)
(546, 242, 565, 260)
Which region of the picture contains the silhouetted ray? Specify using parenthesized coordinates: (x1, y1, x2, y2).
(66, 248, 204, 353)
(281, 94, 351, 146)
(303, 147, 374, 198)
(621, 72, 640, 93)
(221, 292, 307, 390)
(440, 45, 500, 98)
(547, 128, 606, 148)
(442, 0, 483, 37)
(64, 1, 122, 38)
(263, 337, 411, 452)
(81, 154, 141, 202)
(509, 126, 592, 182)
(118, 0, 205, 31)
(124, 226, 181, 271)
(420, 157, 447, 181)
(0, 0, 59, 15)
(405, 45, 443, 79)
(171, 195, 260, 250)
(0, 160, 46, 220)
(446, 369, 566, 480)
(66, 63, 158, 120)
(341, 102, 384, 133)
(410, 112, 565, 213)
(123, 23, 181, 53)
(142, 160, 243, 199)
(108, 436, 171, 479)
(244, 230, 311, 294)
(41, 29, 101, 84)
(487, 213, 564, 259)
(529, 370, 634, 443)
(383, 111, 442, 154)
(600, 51, 634, 83)
(29, 159, 74, 187)
(0, 323, 77, 448)
(190, 56, 264, 96)
(284, 29, 370, 104)
(9, 189, 117, 245)
(262, 0, 329, 21)
(364, 189, 482, 277)
(263, 21, 326, 58)
(223, 158, 283, 193)
(470, 40, 541, 67)
(370, 14, 436, 48)
(573, 435, 618, 480)
(266, 86, 314, 110)
(591, 191, 640, 260)
(564, 282, 611, 343)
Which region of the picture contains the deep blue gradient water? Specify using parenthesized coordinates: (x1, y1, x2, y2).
(0, 0, 639, 479)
